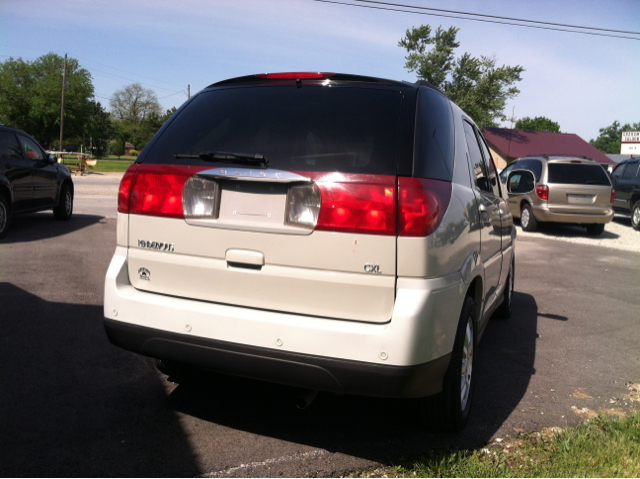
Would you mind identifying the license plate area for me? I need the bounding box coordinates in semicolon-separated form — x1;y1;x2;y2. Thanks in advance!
184;180;311;235
567;194;595;205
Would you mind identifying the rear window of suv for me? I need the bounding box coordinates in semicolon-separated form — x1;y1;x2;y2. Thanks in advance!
547;163;611;186
144;86;403;175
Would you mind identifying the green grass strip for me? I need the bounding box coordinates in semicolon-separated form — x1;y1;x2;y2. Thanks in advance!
349;410;640;478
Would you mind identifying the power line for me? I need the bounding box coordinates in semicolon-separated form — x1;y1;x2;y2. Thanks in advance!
310;0;640;41
352;0;640;36
72;55;186;90
89;67;182;94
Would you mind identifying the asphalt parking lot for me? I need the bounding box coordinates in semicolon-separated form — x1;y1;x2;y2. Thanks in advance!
1;173;638;477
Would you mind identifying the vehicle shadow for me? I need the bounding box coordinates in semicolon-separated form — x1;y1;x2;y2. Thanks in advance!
515;221;621;240
1;213;104;244
164;291;539;463
0;283;200;477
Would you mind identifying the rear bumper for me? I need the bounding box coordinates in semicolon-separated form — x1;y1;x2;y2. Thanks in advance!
104;246;466;398
104;318;450;397
532;204;614;224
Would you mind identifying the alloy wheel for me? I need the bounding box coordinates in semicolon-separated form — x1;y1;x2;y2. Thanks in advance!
633;206;640;228
65;190;72;216
521;208;530;228
460;317;474;411
0;202;6;233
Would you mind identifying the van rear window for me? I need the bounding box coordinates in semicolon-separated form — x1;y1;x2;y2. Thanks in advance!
143;86;403;175
547;163;610;186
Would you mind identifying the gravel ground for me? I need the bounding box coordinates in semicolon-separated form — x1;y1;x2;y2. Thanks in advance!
516;214;640;252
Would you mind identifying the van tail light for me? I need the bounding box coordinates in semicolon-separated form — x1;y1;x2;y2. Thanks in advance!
117;164;138;214
256;72;335;79
315;181;397;235
398;177;452;236
536;184;549;201
183;176;221;218
610;188;615;204
285;183;321;228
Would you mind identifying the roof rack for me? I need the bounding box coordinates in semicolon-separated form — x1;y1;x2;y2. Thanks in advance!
520;154;594;161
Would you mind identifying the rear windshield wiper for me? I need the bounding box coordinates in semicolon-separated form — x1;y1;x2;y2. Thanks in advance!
174;151;269;168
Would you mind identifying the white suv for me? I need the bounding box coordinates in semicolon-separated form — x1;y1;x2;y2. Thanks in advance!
104;72;516;431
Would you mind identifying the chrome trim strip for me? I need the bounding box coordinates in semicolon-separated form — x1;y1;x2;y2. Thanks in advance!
197;167;311;183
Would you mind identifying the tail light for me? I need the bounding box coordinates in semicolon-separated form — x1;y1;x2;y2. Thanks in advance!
610;188;615;204
536;184;549;201
117;164;138;214
256;72;335;79
183;176;220;218
398;177;452;236
314;180;396;235
285;183;321;228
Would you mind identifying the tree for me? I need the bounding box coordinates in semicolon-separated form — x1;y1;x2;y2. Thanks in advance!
132;106;178;150
110;83;162;148
590;120;640;154
515;116;561;133
85;101;113;158
0;53;95;148
399;25;524;128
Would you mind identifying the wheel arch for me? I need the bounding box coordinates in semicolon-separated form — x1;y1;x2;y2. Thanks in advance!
0;183;11;211
465;275;483;326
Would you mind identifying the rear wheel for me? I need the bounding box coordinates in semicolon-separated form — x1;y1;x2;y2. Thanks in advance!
0;195;9;239
53;183;73;221
586;223;605;235
420;295;476;432
631;201;640;231
520;204;537;232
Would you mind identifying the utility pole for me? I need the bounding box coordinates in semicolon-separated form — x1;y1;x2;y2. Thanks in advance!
188;84;190;99
59;53;68;152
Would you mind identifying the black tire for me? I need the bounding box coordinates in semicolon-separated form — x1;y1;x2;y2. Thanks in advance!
0;195;9;240
494;258;514;319
520;203;537;232
420;295;476;432
586;223;605;236
53;183;73;221
631;201;640;231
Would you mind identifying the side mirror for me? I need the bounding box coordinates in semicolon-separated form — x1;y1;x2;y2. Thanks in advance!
48;153;58;164
507;169;536;194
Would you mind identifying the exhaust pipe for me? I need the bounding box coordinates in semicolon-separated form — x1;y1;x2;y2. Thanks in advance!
295;389;318;410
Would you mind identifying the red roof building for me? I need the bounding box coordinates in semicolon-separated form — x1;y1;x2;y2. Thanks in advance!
481;128;615;170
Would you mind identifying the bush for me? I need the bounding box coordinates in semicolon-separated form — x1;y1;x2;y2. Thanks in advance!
129;149;139;157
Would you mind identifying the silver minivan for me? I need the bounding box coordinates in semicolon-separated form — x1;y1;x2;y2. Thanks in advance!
500;155;614;235
103;72;516;431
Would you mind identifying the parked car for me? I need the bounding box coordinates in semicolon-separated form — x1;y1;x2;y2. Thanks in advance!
610;158;640;230
499;155;614;235
0;124;74;239
103;72;517;431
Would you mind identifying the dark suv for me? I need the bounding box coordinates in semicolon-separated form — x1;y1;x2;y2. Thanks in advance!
0;124;74;239
611;158;640;230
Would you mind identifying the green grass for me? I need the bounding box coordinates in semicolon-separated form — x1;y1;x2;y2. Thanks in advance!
91;160;134;172
349;411;640;478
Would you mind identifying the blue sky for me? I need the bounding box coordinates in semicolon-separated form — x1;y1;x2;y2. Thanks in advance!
1;0;639;142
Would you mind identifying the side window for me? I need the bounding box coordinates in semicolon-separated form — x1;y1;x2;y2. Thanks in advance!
500;161;518;184
475;127;502;198
518;159;543;182
0;132;24;160
622;162;638;179
414;87;455;181
612;164;626;178
463;121;492;194
18;135;45;161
